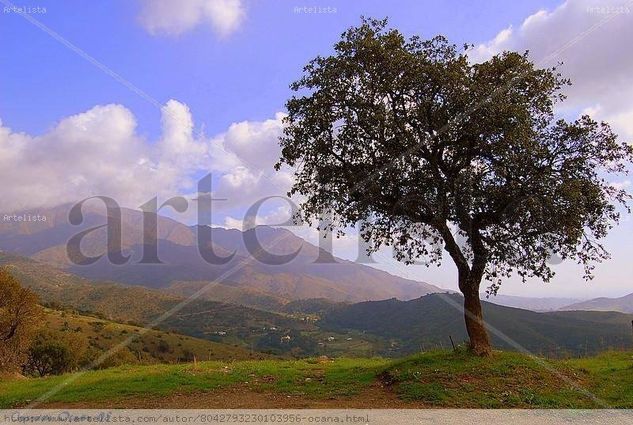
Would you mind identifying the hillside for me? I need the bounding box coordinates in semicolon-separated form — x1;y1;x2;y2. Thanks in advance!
164;280;287;311
0;204;442;303
43;308;267;364
316;294;633;356
1;350;632;408
3;253;631;358
0;253;315;354
484;294;584;312
561;292;633;314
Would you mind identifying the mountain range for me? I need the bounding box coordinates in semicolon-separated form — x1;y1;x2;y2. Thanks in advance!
560;293;633;314
2;203;633;358
317;294;633;356
482;294;585;312
2;250;631;357
0;204;442;305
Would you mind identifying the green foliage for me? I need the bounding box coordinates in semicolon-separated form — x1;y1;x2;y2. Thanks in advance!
0;254;312;355
398;382;449;403
278;17;633;353
94;348;138;370
0;268;42;373
23;328;88;376
157;339;172;354
41;308;268;366
0;356;388;408
24;340;75;377
255;329;318;356
278;17;633;288
318;294;633;356
381;350;631;407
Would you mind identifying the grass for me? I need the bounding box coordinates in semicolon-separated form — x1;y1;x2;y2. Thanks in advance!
0;358;389;408
563;351;633;407
1;350;632;408
383;350;599;408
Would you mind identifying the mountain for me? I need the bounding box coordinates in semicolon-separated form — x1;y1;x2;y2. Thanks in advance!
164;280;287;311
0;204;443;303
560;292;633;313
3;252;630;358
0;203;197;263
316;293;633;356
0;252;314;354
483;294;585;312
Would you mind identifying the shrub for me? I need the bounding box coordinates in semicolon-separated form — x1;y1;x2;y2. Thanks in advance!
23;340;75;376
23;329;88;376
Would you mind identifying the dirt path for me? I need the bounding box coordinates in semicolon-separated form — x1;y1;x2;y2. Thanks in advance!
40;383;415;409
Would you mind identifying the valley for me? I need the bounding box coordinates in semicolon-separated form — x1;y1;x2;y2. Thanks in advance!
2;250;632;359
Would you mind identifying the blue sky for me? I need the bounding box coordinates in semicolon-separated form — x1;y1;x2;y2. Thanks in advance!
1;0;632;298
1;0;560;137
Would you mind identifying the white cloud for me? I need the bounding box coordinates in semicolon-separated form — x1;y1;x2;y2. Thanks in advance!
470;0;633;140
138;0;245;37
224;202;293;230
210;113;294;210
0;101;289;215
0;104;161;212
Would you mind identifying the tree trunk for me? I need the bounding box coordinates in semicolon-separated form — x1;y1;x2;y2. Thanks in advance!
436;221;492;356
462;286;492;356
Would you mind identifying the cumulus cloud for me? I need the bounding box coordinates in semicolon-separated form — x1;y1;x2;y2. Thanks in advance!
470;0;633;140
0;101;289;215
0;104;160;213
211;113;294;209
138;0;245;37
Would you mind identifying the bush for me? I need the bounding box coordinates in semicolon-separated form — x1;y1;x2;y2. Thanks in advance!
93;348;138;369
23;340;75;376
23;329;88;376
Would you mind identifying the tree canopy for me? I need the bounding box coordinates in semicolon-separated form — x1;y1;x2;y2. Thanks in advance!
277;18;633;355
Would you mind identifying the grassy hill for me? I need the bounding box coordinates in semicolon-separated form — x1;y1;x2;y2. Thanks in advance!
1;350;632;408
43;308;268;365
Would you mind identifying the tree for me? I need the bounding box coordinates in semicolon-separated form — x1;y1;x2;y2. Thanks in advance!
276;19;633;356
23;328;89;376
0;267;42;372
24;339;75;377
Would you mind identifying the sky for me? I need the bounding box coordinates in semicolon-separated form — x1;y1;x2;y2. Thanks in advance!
1;0;632;299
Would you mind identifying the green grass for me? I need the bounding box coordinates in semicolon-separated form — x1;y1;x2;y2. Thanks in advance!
0;358;389;408
563;351;633;407
383;350;633;408
1;350;632;408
